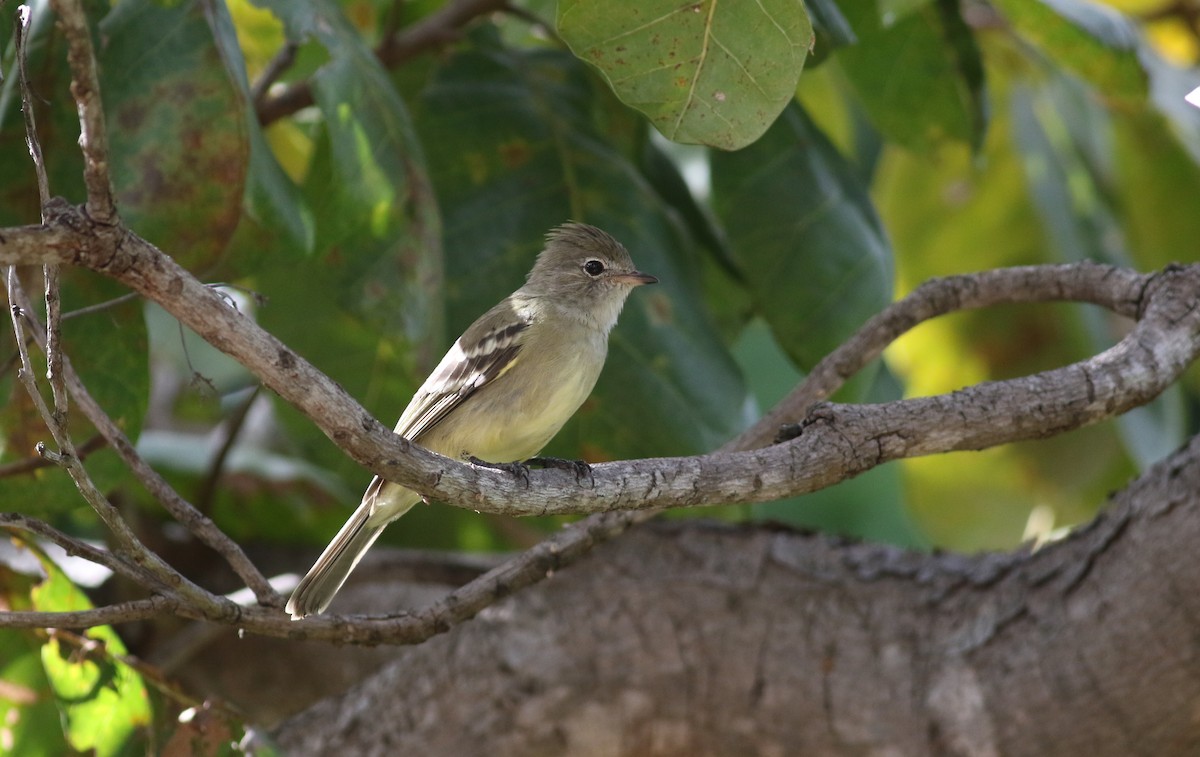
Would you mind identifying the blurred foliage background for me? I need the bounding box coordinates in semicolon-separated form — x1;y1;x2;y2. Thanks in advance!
2;0;1199;751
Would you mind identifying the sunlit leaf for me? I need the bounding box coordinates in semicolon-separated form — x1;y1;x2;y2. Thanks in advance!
991;0;1148;104
0;562;69;757
24;542;151;755
558;0;813;149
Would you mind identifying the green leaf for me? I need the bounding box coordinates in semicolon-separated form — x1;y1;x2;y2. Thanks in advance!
238;0;441;497
711;102;893;370
98;0;250;271
557;0;813;150
836;0;986;153
0;629;69;757
208;0;316;254
251;0;442;343
415;40;752;456
990;0;1147;105
25;543;151;756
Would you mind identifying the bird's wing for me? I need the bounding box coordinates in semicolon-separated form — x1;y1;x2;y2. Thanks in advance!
393;298;532;444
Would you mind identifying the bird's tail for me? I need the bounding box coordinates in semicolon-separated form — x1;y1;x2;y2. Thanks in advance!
286;480;418;619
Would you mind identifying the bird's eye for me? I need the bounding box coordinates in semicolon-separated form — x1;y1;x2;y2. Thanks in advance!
583;259;606;277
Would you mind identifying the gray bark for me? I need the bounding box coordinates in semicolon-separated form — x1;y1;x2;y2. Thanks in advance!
269;434;1200;756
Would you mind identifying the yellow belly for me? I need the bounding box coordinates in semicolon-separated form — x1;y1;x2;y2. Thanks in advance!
421;344;602;464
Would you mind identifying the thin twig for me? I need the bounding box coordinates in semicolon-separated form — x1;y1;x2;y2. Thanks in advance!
258;0;508;126
0;597;175;628
10;281;280;607
15;4;50;211
48;0;116;223
7;271;56;438
0;433;106;477
44;263;66;420
250;40;299;108
61;291;140;320
194;385;262;513
7;277;236;611
1;512;155;585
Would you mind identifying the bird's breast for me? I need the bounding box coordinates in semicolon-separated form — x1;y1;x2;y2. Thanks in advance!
452;335;604;463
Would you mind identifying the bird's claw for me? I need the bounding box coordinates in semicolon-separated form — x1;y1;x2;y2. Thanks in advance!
468;456;532;488
526;456;594;488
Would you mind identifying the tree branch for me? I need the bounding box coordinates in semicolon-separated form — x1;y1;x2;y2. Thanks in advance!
48;0;116;223
4;216;1193;519
272;432;1200;755
1;512;156;586
256;0;508;126
0;597;175;628
3;196;1198;642
9;280;280;607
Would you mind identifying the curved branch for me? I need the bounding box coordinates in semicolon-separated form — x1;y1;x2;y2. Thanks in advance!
722;264;1147;452
2;215;1197;520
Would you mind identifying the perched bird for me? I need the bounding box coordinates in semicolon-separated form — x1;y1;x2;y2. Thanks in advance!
286;223;657;618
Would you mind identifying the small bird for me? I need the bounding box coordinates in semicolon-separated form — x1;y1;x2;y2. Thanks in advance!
286;223;657;618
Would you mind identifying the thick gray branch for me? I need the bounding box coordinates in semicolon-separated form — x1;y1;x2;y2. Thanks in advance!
270;432;1200;755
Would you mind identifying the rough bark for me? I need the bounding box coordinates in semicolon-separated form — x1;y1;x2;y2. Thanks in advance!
272;434;1200;756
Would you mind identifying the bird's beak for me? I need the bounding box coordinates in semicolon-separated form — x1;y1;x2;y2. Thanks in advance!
611;270;658;286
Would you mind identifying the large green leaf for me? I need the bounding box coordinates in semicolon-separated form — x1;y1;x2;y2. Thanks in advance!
711;102;893;370
836;0;986;153
99;0;250;272
990;0;1147;105
414;37;751;457
557;0;813;150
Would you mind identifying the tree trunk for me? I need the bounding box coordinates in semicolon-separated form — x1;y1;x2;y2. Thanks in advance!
271;435;1200;756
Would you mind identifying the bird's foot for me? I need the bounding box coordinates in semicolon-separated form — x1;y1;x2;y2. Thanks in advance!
526;456;594;487
468;456;532;488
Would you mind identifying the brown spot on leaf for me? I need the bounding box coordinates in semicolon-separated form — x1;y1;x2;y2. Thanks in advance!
498;140;531;169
